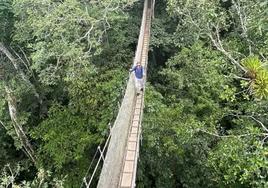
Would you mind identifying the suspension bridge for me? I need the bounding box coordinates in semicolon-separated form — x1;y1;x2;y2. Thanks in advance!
82;0;154;187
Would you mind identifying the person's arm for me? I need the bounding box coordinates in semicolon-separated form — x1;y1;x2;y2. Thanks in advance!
129;65;136;72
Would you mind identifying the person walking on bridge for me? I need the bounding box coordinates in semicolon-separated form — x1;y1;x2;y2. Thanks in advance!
129;62;144;94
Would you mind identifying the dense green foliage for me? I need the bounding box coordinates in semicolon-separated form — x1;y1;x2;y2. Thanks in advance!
1;0;268;187
138;0;268;187
0;0;141;187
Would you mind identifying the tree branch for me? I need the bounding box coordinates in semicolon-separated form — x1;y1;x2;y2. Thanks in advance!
0;42;40;99
232;0;252;54
207;26;247;72
229;113;268;133
249;116;268;132
4;85;37;165
198;128;268;138
0;119;7;129
261;135;268;146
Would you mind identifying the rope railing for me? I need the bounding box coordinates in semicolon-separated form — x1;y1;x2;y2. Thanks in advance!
80;74;130;188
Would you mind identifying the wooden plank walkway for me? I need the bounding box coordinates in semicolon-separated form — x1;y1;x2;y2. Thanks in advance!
119;7;152;188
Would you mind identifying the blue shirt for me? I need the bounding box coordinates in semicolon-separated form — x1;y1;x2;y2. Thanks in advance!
131;65;143;79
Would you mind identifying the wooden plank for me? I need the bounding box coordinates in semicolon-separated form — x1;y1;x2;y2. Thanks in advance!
128;142;136;151
120;173;132;187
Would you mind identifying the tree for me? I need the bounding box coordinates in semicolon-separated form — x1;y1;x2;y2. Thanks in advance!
138;0;268;187
1;0;142;186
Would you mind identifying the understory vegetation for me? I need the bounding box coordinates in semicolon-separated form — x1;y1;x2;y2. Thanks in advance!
0;0;268;187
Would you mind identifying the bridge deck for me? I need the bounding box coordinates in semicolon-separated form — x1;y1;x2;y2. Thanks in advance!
96;0;153;187
119;7;152;188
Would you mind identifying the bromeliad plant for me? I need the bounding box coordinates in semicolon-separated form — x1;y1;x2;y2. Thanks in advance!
242;56;268;99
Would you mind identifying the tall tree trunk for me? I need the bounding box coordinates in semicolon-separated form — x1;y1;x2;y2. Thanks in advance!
0;42;40;99
4;85;37;165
